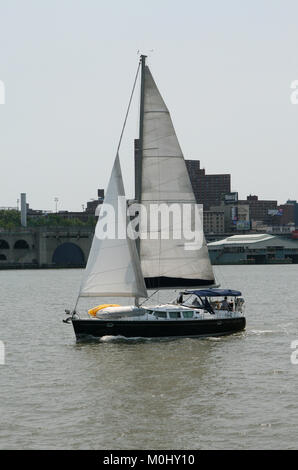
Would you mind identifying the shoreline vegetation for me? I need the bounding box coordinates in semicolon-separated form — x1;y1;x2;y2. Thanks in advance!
0;210;96;229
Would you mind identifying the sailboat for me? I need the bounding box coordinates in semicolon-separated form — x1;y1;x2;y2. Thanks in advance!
64;55;246;340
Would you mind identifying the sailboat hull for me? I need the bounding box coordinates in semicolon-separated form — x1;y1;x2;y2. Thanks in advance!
72;317;246;341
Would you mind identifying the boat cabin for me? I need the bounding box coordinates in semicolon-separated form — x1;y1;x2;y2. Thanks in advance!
146;308;195;320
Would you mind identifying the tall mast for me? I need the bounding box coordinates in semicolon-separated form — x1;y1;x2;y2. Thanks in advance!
135;54;146;256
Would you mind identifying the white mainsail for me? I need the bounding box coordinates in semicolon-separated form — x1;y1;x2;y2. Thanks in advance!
79;153;147;298
139;65;215;288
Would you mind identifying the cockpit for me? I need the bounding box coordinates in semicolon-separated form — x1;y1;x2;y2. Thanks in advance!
175;288;245;314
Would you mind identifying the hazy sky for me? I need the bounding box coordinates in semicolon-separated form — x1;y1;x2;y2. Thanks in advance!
1;0;298;212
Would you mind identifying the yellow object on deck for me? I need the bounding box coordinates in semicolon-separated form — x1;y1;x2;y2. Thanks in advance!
88;304;120;317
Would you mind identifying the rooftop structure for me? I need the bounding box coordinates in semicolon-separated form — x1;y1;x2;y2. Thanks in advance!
208;233;274;245
208;234;298;264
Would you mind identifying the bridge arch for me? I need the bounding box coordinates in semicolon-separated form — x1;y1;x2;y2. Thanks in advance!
14;240;30;249
0;240;9;249
52;242;85;266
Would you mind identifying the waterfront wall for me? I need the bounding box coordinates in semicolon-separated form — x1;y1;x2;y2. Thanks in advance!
0;227;94;268
209;246;298;264
1;227;298;268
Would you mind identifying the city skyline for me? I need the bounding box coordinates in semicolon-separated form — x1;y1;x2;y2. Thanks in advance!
1;156;297;214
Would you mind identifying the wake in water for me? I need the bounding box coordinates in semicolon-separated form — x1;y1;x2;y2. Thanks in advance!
248;324;297;336
249;329;278;336
73;334;188;344
99;335;193;344
76;331;246;345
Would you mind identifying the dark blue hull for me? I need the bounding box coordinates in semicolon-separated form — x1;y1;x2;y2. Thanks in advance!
72;316;246;341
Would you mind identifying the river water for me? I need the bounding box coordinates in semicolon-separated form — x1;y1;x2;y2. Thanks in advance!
0;265;298;450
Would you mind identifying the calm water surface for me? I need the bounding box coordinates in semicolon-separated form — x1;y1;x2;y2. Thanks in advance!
0;265;298;450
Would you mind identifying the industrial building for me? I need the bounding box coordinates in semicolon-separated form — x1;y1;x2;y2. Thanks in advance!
208;234;298;264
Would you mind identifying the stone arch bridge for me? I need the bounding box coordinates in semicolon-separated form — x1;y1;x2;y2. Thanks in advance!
0;227;94;268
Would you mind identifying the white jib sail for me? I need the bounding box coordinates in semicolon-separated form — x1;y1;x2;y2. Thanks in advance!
139;65;214;287
79;153;148;298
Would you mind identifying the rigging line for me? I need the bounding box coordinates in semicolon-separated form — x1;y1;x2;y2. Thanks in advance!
139;289;159;306
116;61;141;155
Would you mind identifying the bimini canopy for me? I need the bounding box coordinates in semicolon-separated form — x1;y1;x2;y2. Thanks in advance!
182;288;242;297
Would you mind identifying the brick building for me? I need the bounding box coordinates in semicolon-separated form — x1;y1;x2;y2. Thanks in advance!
85;189;104;214
203;210;225;234
185;160;231;210
238;195;277;225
